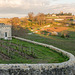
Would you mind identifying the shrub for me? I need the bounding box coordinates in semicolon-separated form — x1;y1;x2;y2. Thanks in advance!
51;31;58;36
66;34;70;38
61;34;65;38
41;31;48;35
60;31;70;38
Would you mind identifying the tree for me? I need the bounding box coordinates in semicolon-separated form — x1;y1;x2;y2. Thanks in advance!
21;18;28;26
28;12;34;22
10;17;20;26
35;13;45;25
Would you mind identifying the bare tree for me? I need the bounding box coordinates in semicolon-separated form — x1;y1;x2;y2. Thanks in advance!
28;12;34;22
34;13;45;25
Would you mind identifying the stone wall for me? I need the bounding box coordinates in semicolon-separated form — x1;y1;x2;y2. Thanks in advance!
0;36;75;75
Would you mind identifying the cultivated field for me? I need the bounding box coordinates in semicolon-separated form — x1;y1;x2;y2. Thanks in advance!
0;38;68;64
13;27;75;56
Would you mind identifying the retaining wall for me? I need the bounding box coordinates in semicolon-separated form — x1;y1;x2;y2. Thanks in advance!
0;36;75;75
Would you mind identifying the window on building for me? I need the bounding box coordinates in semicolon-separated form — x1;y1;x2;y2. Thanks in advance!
5;32;7;37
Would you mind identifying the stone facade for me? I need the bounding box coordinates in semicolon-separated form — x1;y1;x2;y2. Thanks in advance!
0;36;74;75
0;23;12;40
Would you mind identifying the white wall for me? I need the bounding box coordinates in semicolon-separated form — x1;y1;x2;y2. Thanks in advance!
0;26;12;39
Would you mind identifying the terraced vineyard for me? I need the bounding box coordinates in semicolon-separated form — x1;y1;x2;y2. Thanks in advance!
0;38;68;64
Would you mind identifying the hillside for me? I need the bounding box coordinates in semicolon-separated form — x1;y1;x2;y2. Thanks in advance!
0;38;68;63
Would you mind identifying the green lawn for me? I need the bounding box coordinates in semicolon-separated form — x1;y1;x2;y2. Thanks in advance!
0;38;68;64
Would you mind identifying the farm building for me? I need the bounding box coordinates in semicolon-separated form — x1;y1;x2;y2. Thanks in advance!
0;23;12;40
52;14;56;17
54;19;64;21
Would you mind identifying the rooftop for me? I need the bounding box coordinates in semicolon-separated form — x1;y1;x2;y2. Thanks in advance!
0;23;11;27
0;23;5;25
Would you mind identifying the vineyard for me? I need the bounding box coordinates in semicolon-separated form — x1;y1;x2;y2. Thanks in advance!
0;40;37;59
0;38;68;64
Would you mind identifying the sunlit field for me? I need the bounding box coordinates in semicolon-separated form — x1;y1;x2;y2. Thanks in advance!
13;26;75;56
0;38;68;64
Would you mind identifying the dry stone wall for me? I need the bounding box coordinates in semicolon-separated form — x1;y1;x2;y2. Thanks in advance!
0;36;75;75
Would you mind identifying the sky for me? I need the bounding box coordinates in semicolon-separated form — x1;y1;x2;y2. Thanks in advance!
0;0;75;18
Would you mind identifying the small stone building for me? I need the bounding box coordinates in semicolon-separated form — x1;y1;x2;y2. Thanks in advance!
0;23;12;40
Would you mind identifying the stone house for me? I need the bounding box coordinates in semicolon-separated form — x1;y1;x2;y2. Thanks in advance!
0;23;12;40
52;14;56;17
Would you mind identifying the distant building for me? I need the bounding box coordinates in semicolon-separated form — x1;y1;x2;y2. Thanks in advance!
52;14;56;17
0;23;12;40
54;19;64;21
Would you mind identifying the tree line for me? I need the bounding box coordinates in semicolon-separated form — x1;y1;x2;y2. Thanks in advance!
8;12;53;28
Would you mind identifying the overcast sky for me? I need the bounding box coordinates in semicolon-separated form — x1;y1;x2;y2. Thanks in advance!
0;0;75;18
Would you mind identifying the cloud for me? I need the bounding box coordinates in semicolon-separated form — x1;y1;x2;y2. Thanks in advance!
0;0;50;8
0;0;75;17
49;3;75;14
0;0;22;7
0;0;50;14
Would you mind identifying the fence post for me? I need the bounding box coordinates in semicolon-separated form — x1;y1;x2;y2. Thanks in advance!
8;47;10;56
29;46;31;54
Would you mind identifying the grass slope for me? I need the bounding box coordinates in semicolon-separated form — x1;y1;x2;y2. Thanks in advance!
17;31;75;56
0;38;68;64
